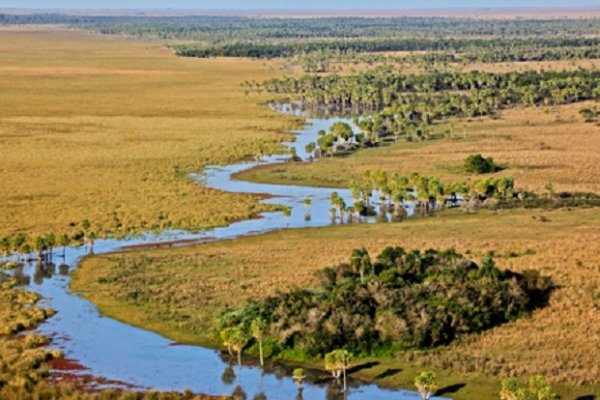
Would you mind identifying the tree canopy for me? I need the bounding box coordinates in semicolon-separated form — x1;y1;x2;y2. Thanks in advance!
218;247;552;358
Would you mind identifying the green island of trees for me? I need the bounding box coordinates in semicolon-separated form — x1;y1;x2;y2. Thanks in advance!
217;247;552;361
464;153;503;174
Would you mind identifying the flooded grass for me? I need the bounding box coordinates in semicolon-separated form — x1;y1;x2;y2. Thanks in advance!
75;207;600;399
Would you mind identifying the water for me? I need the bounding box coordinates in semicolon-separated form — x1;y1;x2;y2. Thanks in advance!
7;111;443;400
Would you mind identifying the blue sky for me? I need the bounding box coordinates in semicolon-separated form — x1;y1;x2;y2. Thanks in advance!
1;1;597;9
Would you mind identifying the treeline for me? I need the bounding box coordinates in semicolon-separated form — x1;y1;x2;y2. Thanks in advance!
0;219;97;262
257;68;600;134
338;169;600;221
3;14;600;41
173;36;600;59
218;247;551;357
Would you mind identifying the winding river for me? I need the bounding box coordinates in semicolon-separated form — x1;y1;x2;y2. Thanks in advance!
12;106;440;400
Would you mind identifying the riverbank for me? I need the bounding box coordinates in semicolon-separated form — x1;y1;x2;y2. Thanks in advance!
235;102;600;194
74;207;600;399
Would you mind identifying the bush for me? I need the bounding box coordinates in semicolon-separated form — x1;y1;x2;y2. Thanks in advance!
464;153;502;174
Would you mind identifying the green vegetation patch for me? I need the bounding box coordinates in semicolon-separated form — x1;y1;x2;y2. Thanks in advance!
217;247;552;358
464;153;504;174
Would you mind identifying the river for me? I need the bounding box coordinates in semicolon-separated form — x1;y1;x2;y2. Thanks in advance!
11;107;441;400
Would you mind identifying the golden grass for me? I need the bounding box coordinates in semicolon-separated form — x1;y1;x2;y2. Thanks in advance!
0;28;297;239
238;102;600;194
74;207;600;398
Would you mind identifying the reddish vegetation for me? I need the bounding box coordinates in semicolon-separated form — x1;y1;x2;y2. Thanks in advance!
49;359;137;391
50;358;88;372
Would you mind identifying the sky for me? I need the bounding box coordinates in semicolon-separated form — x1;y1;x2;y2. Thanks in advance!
1;0;597;10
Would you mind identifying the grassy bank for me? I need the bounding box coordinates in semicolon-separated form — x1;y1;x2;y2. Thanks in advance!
236;103;600;194
0;27;297;239
0;274;228;399
74;208;600;399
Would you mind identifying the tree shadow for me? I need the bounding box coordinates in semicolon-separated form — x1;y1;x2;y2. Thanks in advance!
373;368;402;380
575;396;596;400
436;383;466;396
346;361;380;375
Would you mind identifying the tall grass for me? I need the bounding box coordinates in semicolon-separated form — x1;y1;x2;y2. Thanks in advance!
0;28;298;239
75;207;600;397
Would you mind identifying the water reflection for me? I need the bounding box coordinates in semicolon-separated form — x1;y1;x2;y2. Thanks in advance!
1;109;449;400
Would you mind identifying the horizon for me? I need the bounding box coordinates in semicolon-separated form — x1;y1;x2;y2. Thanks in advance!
1;0;598;11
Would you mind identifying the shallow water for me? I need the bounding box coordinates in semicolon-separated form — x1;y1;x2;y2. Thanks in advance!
9;112;443;400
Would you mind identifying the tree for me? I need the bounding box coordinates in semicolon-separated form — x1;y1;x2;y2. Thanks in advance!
414;371;437;400
325;349;352;392
305;142;316;156
10;233;27;259
329;121;354;142
33;236;47;260
57;234;70;258
350;247;371;282
220;327;234;357
292;368;306;391
464;153;499;174
81;219;91;231
544;182;555;198
44;233;56;260
86;231;97;254
251;317;269;367
579;107;598;122
528;375;557;400
500;376;557;400
283;207;292;226
500;379;529;400
229;326;250;366
0;237;10;258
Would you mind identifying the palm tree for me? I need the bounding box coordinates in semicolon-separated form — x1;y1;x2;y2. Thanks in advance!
251;317;268;367
350;248;371;283
86;231;97;254
229;326;250;366
57;233;70;258
414;371;437;400
44;233;56;261
292;368;306;391
283;207;292;227
33;235;47;261
325;350;352;393
10;233;27;261
303;197;312;221
220;327;234;358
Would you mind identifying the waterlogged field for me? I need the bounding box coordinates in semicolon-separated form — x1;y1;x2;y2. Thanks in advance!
75;208;600;399
0;28;297;239
4;19;600;400
237;102;600;193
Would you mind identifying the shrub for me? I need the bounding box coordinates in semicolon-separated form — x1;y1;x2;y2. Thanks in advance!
464;153;502;174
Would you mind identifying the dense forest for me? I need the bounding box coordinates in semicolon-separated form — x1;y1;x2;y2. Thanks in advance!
260;68;600;112
3;14;600;40
173;37;600;60
218;247;552;358
3;14;600;64
256;68;600;145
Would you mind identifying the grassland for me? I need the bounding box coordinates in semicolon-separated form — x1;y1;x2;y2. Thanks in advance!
74;207;600;399
237;102;600;194
0;28;297;239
